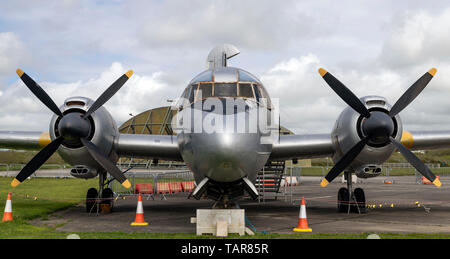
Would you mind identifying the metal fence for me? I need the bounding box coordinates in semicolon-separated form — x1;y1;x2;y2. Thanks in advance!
110;170;195;200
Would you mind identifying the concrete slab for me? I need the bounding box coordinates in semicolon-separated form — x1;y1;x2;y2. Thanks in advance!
31;176;450;234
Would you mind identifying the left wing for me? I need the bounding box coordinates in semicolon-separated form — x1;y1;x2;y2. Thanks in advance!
115;133;182;161
269;133;334;160
270;130;450;161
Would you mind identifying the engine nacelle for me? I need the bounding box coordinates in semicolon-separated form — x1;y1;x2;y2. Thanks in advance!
331;96;403;171
354;164;382;178
49;96;119;178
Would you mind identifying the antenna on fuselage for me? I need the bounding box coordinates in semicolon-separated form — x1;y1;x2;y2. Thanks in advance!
206;44;240;69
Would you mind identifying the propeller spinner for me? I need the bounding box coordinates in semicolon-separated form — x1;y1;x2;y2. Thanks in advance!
318;68;441;188
11;69;133;189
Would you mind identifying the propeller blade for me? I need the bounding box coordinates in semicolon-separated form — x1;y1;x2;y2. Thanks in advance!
389;68;437;117
320;137;369;187
390;137;441;187
11;137;64;187
318;68;371;118
84;70;133;118
80;138;131;189
16;69;64;117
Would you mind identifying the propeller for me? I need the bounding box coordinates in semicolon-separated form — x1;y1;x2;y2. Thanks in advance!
318;68;441;188
11;69;133;189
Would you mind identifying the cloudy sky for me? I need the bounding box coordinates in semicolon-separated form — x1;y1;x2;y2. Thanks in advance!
1;0;450;134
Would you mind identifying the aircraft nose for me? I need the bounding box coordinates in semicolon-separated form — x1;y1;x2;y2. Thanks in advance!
191;132;260;183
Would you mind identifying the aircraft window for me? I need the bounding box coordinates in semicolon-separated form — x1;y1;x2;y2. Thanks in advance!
238;70;258;82
253;84;261;101
196;83;213;101
214;83;237;97
259;86;272;108
239;83;254;98
188;84;196;103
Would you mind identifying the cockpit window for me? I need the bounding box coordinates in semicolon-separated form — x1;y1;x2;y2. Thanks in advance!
195;83;213;101
213;83;237;97
185;84;196;103
253;84;261;101
239;83;254;98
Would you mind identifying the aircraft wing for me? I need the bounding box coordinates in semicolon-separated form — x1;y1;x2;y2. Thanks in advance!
115;133;182;161
0;131;182;161
0;131;51;150
269;133;335;160
270;130;450;162
404;130;450;151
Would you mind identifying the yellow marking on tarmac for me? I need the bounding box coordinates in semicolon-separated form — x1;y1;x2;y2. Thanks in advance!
38;132;52;148
400;131;414;149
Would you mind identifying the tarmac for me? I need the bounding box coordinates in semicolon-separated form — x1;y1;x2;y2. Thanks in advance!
30;175;450;234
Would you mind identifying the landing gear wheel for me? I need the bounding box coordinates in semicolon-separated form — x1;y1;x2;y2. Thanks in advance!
351;188;366;214
337;187;350;213
86;188;98;213
101;188;114;212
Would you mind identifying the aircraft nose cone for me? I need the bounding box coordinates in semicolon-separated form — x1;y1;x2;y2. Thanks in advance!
362;111;394;145
58;112;91;140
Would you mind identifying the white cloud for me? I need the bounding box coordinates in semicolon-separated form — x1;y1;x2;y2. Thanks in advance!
0;62;181;130
0;32;29;78
2;1;450;134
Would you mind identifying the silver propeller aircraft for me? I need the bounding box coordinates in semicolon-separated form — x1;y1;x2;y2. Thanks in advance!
1;44;450;212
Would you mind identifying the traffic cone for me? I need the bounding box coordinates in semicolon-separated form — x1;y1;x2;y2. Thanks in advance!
293;197;312;232
131;193;148;226
2;193;13;222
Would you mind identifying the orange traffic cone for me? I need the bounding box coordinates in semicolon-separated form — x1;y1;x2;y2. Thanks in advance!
131;193;148;226
293;197;312;232
2;192;13;222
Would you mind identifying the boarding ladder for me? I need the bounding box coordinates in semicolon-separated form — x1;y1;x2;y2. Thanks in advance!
255;160;285;198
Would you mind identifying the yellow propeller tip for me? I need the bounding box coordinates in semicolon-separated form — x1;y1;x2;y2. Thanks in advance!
16;69;24;77
318;68;328;77
11;178;21;188
428;68;437;76
433;178;442;188
125;70;134;78
320;178;329;187
122;179;131;189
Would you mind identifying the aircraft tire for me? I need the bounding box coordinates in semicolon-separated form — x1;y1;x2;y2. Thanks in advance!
351;188;366;213
86;188;98;213
337;187;350;213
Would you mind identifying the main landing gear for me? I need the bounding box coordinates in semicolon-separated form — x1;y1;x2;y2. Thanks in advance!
337;172;366;214
86;171;115;214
